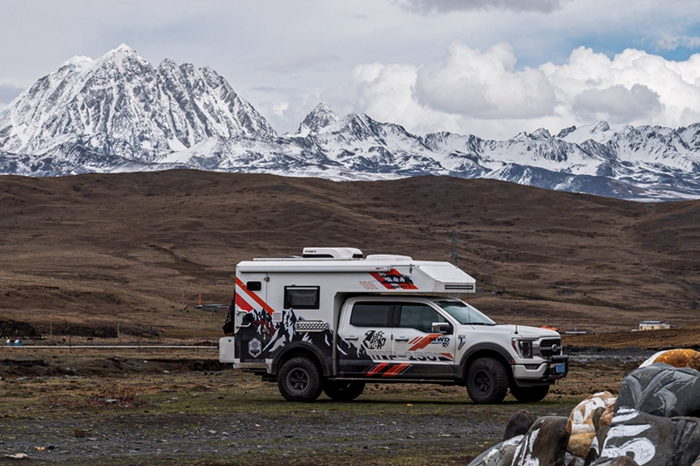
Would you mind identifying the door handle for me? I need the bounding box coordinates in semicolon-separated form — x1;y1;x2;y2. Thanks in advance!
395;336;409;341
346;335;358;341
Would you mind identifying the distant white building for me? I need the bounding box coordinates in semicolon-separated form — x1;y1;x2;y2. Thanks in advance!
638;320;672;331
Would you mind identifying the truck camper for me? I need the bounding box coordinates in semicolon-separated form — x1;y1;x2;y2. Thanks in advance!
220;247;568;403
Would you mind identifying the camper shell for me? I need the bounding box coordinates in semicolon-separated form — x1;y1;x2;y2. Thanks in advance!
220;247;568;404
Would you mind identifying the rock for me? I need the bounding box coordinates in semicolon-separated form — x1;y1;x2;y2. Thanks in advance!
670;417;700;466
639;349;700;371
600;405;615;428
615;364;700;418
592;456;640;466
467;435;523;466
597;408;676;466
567;391;616;435
511;416;569;466
504;409;536;441
564;451;586;466
567;433;596;457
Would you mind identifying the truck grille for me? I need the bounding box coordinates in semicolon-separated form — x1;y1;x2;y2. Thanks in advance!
538;339;562;357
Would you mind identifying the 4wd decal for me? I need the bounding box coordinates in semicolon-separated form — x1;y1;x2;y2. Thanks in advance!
363;330;387;349
408;334;450;350
370;269;418;290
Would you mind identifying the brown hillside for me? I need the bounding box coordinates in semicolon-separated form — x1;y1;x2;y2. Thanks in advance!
0;170;699;338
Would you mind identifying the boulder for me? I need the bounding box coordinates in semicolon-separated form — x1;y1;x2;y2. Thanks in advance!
600;404;615;428
639;349;700;371
504;409;536;441
670;417;700;466
592;456;640;466
597;408;677;466
564;451;586;466
567;433;596;457
615;363;700;418
467;435;523;466
567;391;616;435
511;416;569;466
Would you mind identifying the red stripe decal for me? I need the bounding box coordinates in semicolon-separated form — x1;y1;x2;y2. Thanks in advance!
382;363;411;377
409;334;441;351
235;293;254;312
365;363;389;377
235;277;275;315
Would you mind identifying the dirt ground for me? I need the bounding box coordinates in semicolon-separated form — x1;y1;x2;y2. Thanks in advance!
0;345;647;466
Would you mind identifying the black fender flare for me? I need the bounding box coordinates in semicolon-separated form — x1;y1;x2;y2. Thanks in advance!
459;343;515;381
270;341;333;377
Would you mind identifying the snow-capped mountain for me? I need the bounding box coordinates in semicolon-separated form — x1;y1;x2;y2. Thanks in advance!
1;45;700;201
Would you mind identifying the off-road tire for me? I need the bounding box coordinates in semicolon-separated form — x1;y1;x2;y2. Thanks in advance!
510;384;550;403
278;357;323;402
323;381;365;401
466;357;509;404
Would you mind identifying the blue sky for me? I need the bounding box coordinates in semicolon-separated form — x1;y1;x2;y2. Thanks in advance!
2;0;700;139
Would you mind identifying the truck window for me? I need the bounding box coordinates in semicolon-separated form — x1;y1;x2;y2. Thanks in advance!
284;286;320;309
349;303;392;327
397;304;446;333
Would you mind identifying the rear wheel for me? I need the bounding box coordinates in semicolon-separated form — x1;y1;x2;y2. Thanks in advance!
323;381;365;401
510;384;550;403
277;357;323;402
466;357;509;404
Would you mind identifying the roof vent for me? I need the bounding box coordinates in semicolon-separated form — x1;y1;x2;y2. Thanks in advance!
302;247;363;260
365;254;413;261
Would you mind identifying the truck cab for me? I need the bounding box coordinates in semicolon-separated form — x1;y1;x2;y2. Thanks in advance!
220;247;568;403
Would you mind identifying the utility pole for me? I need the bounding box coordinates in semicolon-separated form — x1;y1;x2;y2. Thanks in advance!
450;230;459;267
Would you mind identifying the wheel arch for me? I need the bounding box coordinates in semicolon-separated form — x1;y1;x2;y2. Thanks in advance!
271;342;332;377
459;343;514;382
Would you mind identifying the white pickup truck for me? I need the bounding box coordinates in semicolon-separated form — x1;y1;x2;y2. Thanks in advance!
220;247;568;403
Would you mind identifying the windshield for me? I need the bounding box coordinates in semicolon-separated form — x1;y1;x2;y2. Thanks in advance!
437;301;496;325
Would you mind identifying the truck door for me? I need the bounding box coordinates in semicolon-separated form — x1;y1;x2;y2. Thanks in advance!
235;274;274;363
337;301;393;377
390;303;456;379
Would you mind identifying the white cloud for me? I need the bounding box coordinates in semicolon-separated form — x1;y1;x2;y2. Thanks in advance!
342;43;700;139
397;0;564;14
572;84;662;123
656;34;700;51
414;42;556;119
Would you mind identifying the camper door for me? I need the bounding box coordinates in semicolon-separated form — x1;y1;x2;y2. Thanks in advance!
235;274;273;363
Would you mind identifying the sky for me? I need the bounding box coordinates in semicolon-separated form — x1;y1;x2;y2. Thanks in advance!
2;0;700;140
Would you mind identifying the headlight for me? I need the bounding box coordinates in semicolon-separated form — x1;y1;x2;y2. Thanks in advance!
512;339;533;359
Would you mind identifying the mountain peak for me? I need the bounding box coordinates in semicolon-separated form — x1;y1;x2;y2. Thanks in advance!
296;103;340;136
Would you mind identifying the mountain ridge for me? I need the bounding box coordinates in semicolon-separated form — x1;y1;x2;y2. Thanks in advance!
1;45;700;201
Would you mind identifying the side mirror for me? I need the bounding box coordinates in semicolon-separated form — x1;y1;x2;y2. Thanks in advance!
432;322;452;334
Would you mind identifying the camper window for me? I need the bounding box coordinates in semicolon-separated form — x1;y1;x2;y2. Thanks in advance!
350;303;392;327
284;286;320;309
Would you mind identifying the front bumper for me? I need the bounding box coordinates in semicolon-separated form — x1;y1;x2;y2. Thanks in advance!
512;355;569;386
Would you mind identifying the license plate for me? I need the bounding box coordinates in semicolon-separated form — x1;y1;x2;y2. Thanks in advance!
554;363;566;374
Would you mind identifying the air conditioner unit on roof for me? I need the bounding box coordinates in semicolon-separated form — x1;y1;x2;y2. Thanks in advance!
302;247;363;260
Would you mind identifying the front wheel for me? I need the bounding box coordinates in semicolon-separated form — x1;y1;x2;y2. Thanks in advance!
323;381;365;401
277;357;323;402
466;357;509;404
510;384;550;403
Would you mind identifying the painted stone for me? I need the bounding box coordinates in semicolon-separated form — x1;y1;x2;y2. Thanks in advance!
600;404;615;428
615;363;700;418
567;391;616;435
511;416;570;466
504;409;536;441
639;349;700;371
567;432;596;457
670;417;700;466
597;408;676;466
564;451;585;466
592;456;640;466
467;435;523;466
